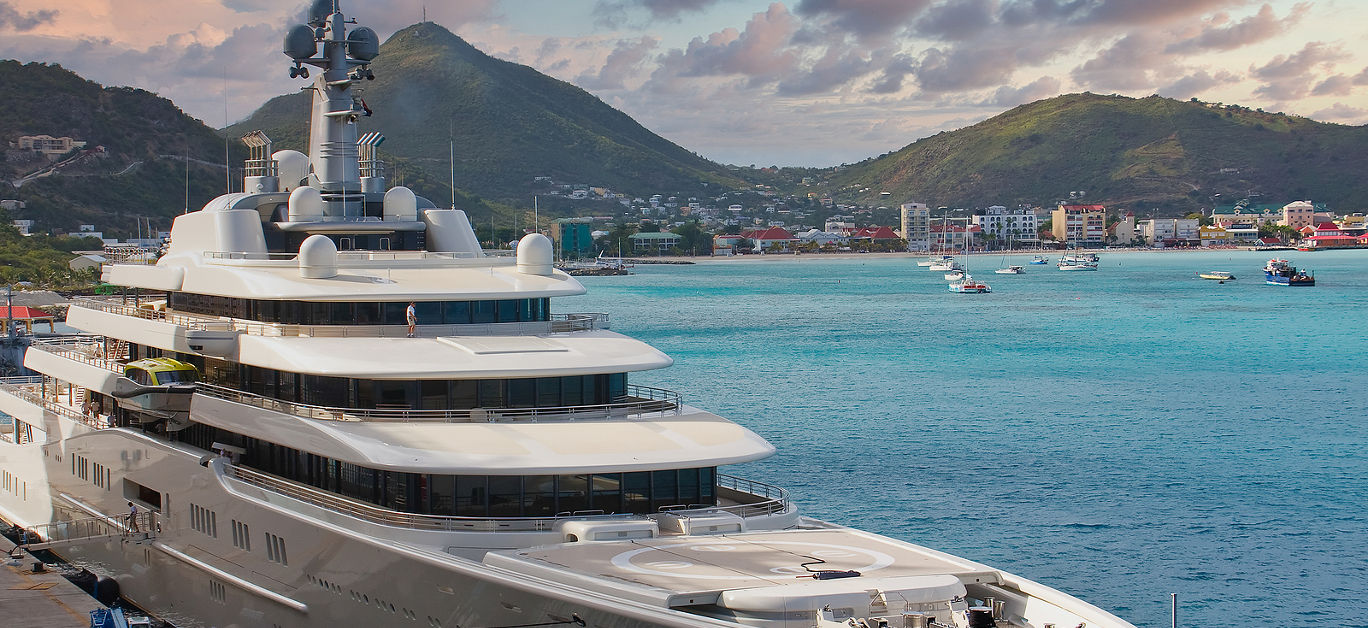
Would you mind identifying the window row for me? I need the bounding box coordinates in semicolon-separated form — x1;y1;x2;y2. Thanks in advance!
174;423;715;517
168;292;551;326
192;353;627;411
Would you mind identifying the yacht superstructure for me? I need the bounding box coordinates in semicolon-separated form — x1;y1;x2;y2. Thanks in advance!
0;3;1138;628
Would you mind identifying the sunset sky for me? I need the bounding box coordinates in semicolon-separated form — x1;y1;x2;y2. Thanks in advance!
3;0;1366;166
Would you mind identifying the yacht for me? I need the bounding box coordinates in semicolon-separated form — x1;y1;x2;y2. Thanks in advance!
0;4;1138;628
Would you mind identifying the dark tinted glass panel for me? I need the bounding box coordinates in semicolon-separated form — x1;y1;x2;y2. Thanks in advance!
416;301;441;325
524;475;556;516
307;302;330;325
455;476;487;516
382;302;408;325
609;373;627;399
623;472;650;513
478;380;504;408
488;477;521;516
558;475;590;513
355;302;379;324
507;379;535;408
517;299;531;321
537;377;560;407
376;381;411;408
591;474;622;513
452;380;477;408
679;468;700;506
472;301;496;324
330;302;354;324
700;467;715;502
652;470;678;510
444;301;470;324
561;376;583;406
497;300;516;323
420;380;447;410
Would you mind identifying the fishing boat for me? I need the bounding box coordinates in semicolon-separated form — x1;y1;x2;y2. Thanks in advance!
1264;259;1315;286
0;4;1139;628
948;273;991;293
1197;271;1235;281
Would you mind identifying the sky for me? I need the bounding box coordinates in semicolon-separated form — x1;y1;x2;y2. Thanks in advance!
3;0;1367;167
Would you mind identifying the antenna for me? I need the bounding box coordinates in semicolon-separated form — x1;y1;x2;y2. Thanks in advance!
534;196;539;233
183;151;189;214
223;66;230;194
448;121;456;210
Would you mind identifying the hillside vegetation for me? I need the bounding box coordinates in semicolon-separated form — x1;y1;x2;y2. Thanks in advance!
1;60;239;236
829;93;1368;211
228;22;745;204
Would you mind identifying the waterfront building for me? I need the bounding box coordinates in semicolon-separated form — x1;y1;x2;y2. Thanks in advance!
929;222;980;251
743;226;797;251
1280;201;1316;230
972;205;1039;246
1051;204;1106;246
824;220;856;236
628;231;681;254
1198;225;1231;246
1113;212;1136;244
551;218;594;259
796;229;844;247
1212;203;1281;227
1137;218;1200;246
899;202;930;251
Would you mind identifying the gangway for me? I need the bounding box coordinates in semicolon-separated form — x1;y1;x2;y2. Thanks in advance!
10;512;158;554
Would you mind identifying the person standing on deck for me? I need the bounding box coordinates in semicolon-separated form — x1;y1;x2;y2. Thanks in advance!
406;301;417;337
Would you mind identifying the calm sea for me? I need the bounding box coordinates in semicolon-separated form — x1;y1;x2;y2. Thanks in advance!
565;249;1368;628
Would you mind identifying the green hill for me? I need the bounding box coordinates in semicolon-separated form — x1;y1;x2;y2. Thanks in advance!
0;60;240;236
828;93;1368;212
227;22;745;204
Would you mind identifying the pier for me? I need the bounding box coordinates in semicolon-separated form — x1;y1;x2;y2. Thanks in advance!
0;534;106;626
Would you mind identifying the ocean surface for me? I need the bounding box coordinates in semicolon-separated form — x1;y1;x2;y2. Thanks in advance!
564;249;1368;628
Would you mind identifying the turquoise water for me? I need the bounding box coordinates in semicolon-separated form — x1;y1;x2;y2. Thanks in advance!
564;249;1368;628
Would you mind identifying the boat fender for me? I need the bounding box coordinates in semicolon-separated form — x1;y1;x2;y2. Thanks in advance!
94;575;121;606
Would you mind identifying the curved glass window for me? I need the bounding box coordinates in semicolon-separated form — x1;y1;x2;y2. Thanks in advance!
175;421;719;517
168;293;551;326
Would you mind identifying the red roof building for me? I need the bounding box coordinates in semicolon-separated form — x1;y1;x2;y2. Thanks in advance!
1;305;57;334
742;227;798;251
850;226;900;240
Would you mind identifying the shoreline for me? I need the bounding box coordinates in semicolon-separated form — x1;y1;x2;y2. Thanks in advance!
627;246;1285;265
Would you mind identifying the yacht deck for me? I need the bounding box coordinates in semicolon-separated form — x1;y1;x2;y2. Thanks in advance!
482;528;997;609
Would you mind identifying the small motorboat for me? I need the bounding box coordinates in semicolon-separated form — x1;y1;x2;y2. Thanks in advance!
1198;271;1235;280
1029;255;1049;264
944;271;964;281
995;265;1024;274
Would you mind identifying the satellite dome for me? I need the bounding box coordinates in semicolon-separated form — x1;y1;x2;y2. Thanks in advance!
298;234;338;279
516;233;554;276
283;24;317;60
347;27;379;62
287;186;325;222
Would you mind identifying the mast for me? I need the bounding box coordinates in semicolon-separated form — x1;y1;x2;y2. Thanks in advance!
284;0;380;218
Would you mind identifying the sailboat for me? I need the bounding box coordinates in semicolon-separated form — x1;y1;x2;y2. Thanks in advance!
995;236;1023;274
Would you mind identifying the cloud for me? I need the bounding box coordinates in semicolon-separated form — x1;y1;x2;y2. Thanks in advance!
0;0;56;31
593;0;721;25
869;53;916;94
984;76;1063;107
1165;3;1308;54
1251;41;1350;100
575;36;658;90
794;0;932;40
1158;69;1239;100
914;0;993;41
1310;74;1353;97
1355;67;1368;86
1310;102;1368;124
1071;33;1168;92
649;3;799;88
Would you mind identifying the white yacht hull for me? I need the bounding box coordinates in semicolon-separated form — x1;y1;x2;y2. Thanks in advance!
1;395;1135;628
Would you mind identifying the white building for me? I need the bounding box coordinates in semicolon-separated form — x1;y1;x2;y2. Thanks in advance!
971;205;1039;245
1138;218;1200;245
824;220;856;236
899;202;930;251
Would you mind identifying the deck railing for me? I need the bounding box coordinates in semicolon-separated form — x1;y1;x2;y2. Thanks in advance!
194;382;680;423
72;299;610;337
0;379;111;431
26;338;125;374
224;465;788;532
